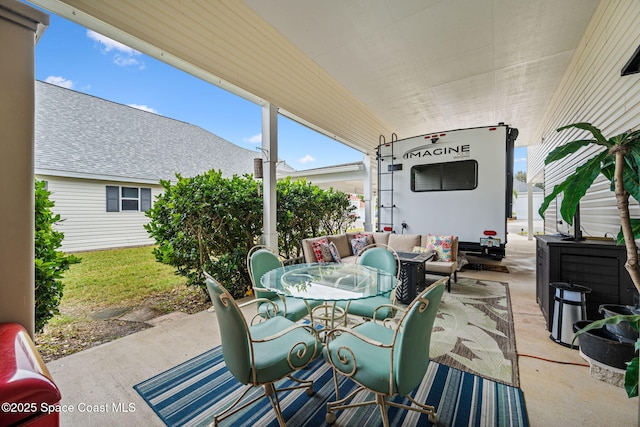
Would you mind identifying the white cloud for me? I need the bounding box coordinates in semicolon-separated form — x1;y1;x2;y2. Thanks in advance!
514;157;527;163
244;133;262;144
87;30;144;69
128;104;158;113
45;76;74;89
114;55;144;69
298;154;315;164
87;30;138;54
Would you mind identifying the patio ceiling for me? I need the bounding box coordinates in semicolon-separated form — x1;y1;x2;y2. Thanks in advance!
245;0;599;150
31;0;599;161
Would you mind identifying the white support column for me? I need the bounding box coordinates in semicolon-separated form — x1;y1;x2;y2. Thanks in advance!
262;103;278;250
0;1;48;337
363;153;373;232
527;182;534;240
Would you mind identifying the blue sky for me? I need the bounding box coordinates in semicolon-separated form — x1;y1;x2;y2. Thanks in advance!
34;12;527;173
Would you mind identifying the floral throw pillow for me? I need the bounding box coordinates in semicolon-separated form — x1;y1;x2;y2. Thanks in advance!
328;241;342;263
354;233;373;245
412;245;432;254
319;244;333;263
424;235;454;262
311;238;329;262
350;236;370;256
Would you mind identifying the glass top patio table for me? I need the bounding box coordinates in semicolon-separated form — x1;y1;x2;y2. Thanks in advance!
260;262;397;301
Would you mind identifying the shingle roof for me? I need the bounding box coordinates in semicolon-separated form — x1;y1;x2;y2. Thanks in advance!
35;80;287;182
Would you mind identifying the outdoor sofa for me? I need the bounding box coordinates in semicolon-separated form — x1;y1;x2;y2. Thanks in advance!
301;232;458;286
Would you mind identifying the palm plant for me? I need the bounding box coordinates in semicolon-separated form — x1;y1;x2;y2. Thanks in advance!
539;122;640;397
539;122;640;293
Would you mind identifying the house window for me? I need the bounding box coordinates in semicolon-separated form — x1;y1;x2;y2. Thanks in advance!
121;187;139;211
411;160;478;192
106;186;152;212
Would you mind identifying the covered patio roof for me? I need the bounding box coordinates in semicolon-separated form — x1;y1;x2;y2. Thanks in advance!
286;162;368;194
30;0;599;161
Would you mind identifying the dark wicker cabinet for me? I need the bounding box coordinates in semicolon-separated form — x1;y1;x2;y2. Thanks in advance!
535;235;637;331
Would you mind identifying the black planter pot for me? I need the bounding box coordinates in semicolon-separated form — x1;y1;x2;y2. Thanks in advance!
573;320;636;370
599;304;639;343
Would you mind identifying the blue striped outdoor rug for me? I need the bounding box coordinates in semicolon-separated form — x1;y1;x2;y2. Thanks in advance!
134;346;528;427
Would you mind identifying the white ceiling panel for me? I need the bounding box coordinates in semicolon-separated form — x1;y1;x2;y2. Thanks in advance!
245;0;600;145
34;0;600;154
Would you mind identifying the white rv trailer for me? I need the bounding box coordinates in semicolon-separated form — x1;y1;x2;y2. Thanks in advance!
376;124;518;259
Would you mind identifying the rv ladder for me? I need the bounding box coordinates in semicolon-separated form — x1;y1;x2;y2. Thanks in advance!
377;133;397;232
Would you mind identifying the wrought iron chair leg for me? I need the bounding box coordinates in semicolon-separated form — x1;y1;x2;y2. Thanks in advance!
387;394;438;423
376;394;390;427
213;375;314;426
265;382;287;427
277;374;314;395
213;384;261;425
332;368;341;401
326;385;375;424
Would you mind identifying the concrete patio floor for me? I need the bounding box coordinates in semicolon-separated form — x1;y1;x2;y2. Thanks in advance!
46;224;638;426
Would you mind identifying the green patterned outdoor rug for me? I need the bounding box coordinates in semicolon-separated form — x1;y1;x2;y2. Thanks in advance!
429;277;519;387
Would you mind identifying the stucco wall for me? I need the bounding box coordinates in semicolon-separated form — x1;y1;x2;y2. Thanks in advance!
0;1;49;335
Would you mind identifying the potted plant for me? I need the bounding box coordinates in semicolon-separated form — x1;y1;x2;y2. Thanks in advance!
539;122;640;397
573;315;639;397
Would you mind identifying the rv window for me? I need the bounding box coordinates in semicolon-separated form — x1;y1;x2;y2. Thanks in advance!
411;160;478;192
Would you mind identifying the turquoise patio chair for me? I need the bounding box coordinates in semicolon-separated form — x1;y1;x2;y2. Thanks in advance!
323;278;447;426
204;272;322;426
247;245;317;322
338;244;400;322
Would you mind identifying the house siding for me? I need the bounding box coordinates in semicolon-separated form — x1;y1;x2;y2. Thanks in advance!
528;0;640;237
512;192;543;221
38;175;162;252
34;81;292;253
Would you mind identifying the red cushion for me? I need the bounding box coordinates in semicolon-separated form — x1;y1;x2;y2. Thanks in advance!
311;238;329;262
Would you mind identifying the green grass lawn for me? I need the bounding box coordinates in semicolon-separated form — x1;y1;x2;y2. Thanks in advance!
61;246;187;310
36;246;210;361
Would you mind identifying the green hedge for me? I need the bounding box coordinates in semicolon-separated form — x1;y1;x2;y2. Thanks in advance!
34;179;80;332
145;171;355;298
